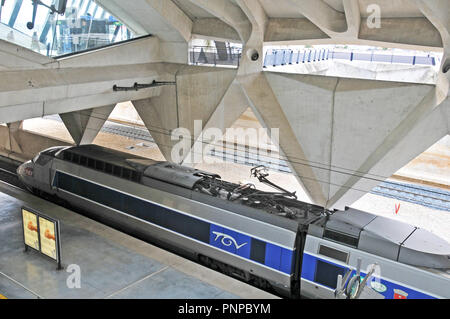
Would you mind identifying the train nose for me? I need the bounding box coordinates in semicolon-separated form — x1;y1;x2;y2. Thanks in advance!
17;163;24;176
17;161;34;179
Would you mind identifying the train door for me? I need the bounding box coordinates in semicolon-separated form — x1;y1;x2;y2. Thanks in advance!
300;234;351;299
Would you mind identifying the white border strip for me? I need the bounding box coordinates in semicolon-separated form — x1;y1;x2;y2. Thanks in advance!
54;169;296;250
57;188;293;277
0;270;44;299
303;252;442;299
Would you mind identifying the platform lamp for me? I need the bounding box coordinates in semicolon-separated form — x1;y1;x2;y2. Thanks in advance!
27;0;67;30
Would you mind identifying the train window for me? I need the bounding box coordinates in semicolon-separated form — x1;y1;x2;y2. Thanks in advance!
72;153;80;164
63;151;72;161
95;160;105;171
122;168;131;180
318;244;349;263
44;149;60;157
105;163;113;174
35;155;52;166
131;171;140;182
323;229;359;247
113;166;122;177
87;158;95;169
80;156;87;166
314;260;346;289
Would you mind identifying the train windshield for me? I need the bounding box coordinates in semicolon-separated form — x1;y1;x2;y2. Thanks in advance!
44;148;63;156
32;147;64;163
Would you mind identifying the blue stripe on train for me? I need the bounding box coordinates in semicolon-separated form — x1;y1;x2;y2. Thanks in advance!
209;224;294;274
265;242;294;274
301;253;436;299
54;171;295;275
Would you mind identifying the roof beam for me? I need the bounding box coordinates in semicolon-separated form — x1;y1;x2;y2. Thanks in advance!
287;0;348;36
188;0;251;43
96;0;193;42
0;63;165;123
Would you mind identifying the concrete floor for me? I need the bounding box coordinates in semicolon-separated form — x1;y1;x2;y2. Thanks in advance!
0;181;276;299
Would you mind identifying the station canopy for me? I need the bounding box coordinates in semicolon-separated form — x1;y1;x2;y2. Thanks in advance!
0;0;141;57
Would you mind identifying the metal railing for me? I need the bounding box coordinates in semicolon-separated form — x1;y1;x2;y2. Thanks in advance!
264;49;436;68
189;45;242;67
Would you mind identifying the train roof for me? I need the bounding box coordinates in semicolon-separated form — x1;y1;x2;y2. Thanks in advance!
59;144;159;171
143;162;221;189
60;145;221;185
310;207;450;269
53;144;325;231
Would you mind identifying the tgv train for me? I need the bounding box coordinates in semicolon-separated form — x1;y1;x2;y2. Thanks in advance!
17;145;450;299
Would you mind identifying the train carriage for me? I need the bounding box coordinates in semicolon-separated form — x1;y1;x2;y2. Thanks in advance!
17;145;450;299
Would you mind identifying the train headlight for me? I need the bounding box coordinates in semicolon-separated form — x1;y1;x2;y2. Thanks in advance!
25;167;33;177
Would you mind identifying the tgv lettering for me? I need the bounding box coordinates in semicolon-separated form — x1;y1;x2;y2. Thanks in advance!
212;231;247;250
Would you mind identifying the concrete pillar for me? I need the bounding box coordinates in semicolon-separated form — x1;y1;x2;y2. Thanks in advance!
133;66;237;163
182;81;249;166
239;72;328;206
3;121;24;153
445;97;450;131
333;96;449;208
132;85;178;162
60;105;115;145
258;70;443;209
0;124;72;161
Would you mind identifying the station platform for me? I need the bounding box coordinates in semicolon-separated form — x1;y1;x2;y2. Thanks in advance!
0;181;277;299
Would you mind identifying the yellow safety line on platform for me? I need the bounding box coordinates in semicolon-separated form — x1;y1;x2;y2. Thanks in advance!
0;293;7;299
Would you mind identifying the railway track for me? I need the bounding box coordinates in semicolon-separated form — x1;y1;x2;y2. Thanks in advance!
0;161;24;190
371;181;450;212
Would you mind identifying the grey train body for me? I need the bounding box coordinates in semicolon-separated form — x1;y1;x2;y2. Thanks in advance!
18;145;450;299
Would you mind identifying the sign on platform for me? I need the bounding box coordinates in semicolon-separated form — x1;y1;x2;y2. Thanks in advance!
22;208;40;251
39;216;58;260
21;207;62;269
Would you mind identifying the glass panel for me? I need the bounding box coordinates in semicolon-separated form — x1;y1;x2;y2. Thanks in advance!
189;39;242;68
318;244;349;263
0;0;140;57
314;260;346;289
79;155;87;166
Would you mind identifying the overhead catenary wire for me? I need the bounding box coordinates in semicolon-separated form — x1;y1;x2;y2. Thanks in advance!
50;110;450;198
71;109;393;180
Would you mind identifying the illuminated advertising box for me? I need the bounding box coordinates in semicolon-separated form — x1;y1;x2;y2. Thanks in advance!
21;207;62;269
22;208;40;251
39;216;58;260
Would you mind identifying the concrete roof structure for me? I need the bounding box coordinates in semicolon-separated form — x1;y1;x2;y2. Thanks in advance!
0;0;449;209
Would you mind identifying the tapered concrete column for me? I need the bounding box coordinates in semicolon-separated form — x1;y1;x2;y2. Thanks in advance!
182;81;249;166
445;97;450;131
333;95;450;208
239;72;328;205
133;66;237;163
3;121;24;153
60;105;115;145
132;86;178;162
259;70;444;209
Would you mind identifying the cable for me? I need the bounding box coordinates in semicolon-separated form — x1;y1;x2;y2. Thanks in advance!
41;112;449;198
70;109;393;180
